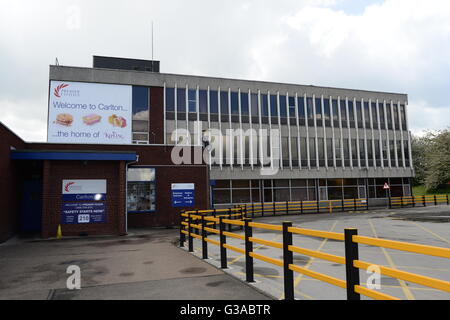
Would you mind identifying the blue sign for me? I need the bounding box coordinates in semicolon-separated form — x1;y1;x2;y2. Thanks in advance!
62;193;106;201
62;202;106;224
172;183;195;207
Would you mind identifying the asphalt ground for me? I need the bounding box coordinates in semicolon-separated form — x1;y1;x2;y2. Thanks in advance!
0;228;270;300
182;204;450;300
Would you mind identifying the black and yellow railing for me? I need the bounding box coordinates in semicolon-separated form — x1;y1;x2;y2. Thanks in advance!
390;194;449;208
239;198;369;218
179;211;450;300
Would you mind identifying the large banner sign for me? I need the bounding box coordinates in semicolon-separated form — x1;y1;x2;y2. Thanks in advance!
61;179;107;224
48;81;132;144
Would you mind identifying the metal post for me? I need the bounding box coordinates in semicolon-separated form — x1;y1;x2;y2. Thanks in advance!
317;199;320;213
251;202;255;218
213;209;217;230
341;198;345;212
282;221;294;300
195;210;200;235
228;208;232;232
353;198;357;211
412;196;416;207
262;202;265;217
447;194;449;206
201;215;207;259
366;198;369;211
244;219;254;283
344;228;360;300
188;212;193;252
179;210;185;247
219;217;227;269
286;201;289;215
273;202;276;216
434;195;437;206
401;196;404;208
388;196;392;209
423;195;426;207
300;200;303;214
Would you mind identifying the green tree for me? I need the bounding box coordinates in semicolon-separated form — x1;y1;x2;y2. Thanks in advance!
411;134;427;186
424;129;450;191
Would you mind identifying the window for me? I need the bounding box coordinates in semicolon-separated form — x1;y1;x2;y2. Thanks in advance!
231;91;239;115
318;138;325;167
270;94;278;119
166;87;175;112
210;90;218;114
315;98;323;127
367;139;373;167
306;97;314;126
332;99;339;127
359;139;366;166
340;100;347;128
386;102;393;130
309;137;317;167
188;89;197;113
371;102;378;128
400;105;407;130
352;139;358;167
335;137;342;167
327;138;333;167
220;91;229;121
177;88;186;114
300;137;308;167
363;101;370;129
280;94;288;118
348;100;355;128
127;168;156;212
251;93;259;122
356;101;363;128
374;139;381;166
324;98;331;127
261;94;269;121
241;92;249;117
379;101;386;129
393;103;400;130
199;90;207;114
397;140;403;167
343;138;350;166
298;96;306;126
288;96;296;120
132;86;149;144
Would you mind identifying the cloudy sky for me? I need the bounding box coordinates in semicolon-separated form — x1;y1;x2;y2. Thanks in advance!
1;0;449;141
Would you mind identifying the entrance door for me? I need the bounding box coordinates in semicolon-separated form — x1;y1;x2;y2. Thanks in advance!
21;180;42;233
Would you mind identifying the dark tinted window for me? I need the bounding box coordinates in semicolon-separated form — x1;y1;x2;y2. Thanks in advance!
220;91;229;115
270;94;278;117
241;92;249;116
165;87;175;111
280;95;287;117
177;88;186;112
199;90;207;114
210;90;218;114
231;92;239;115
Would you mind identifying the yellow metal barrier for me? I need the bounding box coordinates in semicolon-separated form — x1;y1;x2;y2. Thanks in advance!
179;199;450;300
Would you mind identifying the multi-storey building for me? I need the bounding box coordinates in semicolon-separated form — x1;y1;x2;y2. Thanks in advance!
0;56;414;240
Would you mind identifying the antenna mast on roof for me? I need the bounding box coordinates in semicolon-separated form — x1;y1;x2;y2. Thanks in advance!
55;57;59;66
151;21;154;61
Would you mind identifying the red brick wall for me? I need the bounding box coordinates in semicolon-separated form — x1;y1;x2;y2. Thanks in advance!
0;123;26;242
128;165;209;228
149;86;164;144
41;160;126;238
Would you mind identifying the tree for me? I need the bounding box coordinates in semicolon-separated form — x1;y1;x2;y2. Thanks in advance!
423;129;450;191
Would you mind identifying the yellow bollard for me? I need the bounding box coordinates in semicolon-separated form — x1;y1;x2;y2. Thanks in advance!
56;224;62;239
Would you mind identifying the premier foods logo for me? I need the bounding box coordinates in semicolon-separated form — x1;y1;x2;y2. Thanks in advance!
64;182;82;192
54;83;80;98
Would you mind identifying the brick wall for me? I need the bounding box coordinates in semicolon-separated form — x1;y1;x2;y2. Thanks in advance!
0;123;26;242
41;160;126;238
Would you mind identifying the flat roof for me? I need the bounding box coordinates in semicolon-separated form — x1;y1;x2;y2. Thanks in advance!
49;65;408;102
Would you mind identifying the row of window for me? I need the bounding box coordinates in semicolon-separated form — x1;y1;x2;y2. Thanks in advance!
213;178;411;205
165;87;407;131
169;128;411;168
